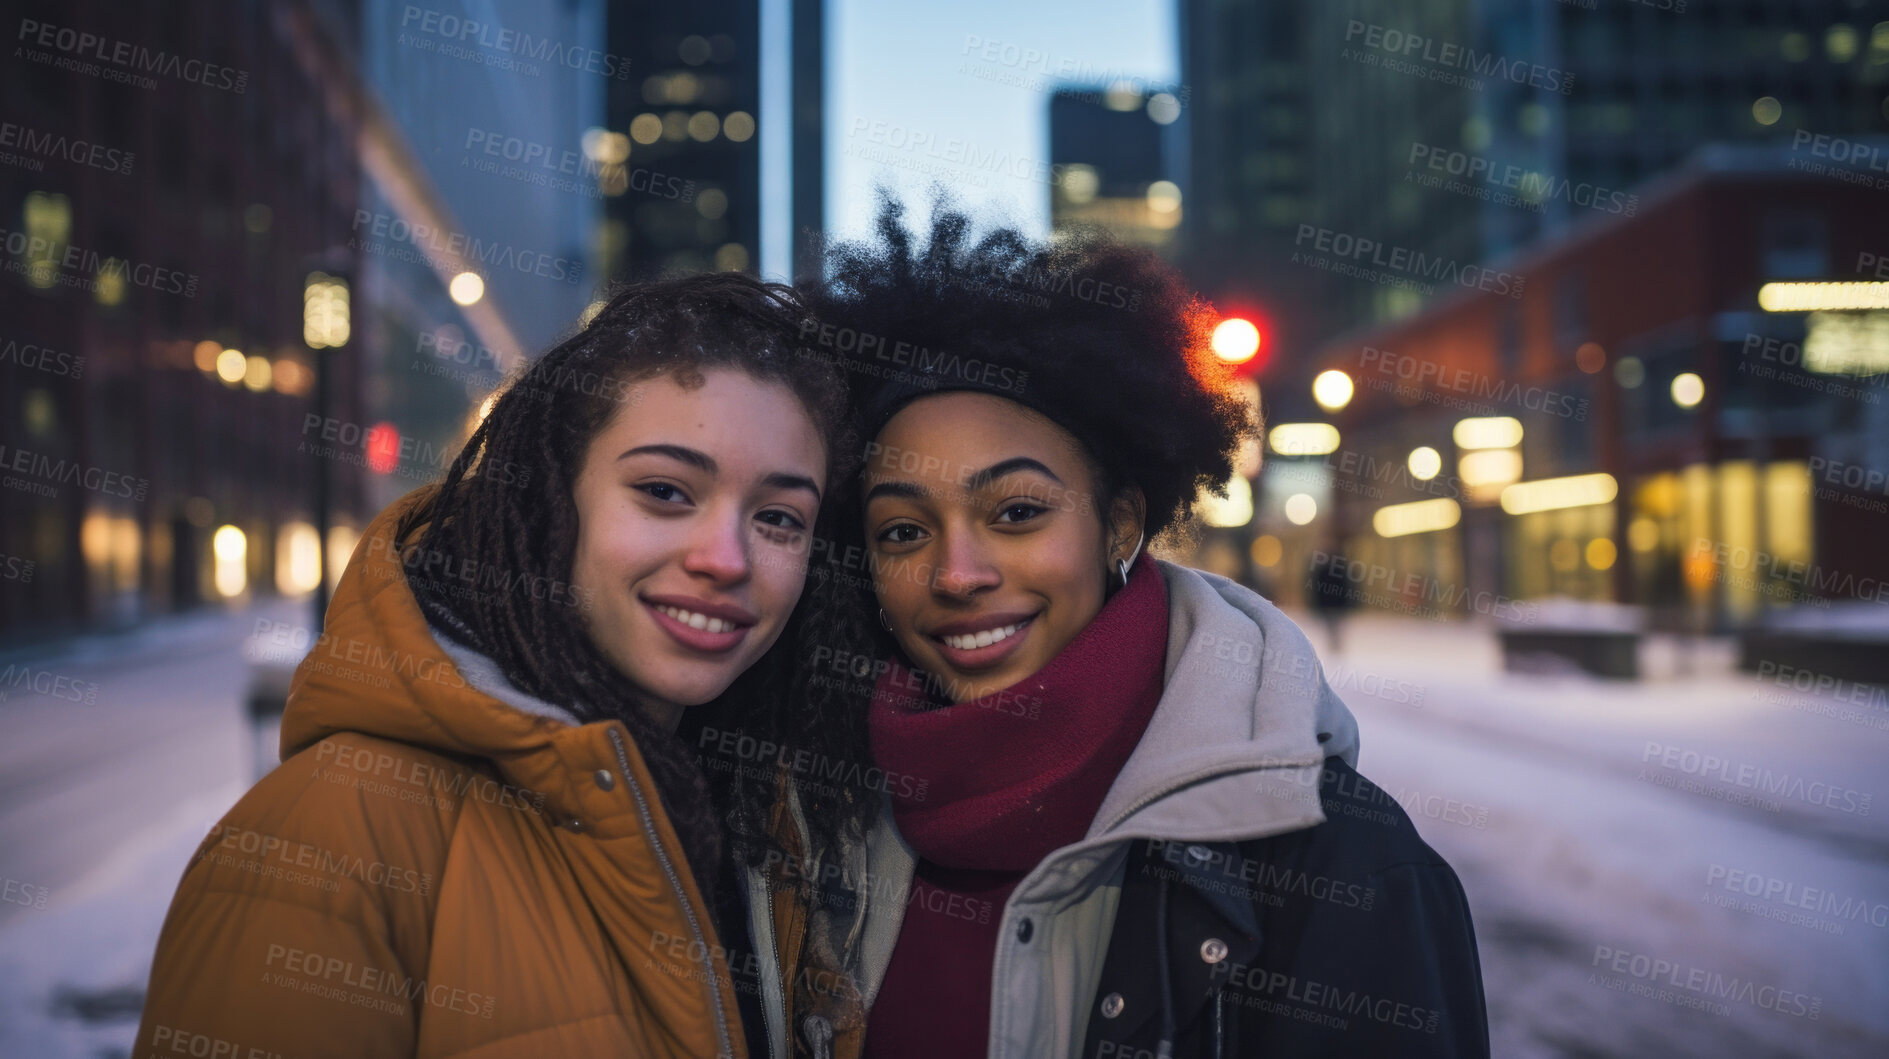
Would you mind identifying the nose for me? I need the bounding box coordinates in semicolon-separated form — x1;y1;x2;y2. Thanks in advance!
680;506;752;585
930;530;1000;600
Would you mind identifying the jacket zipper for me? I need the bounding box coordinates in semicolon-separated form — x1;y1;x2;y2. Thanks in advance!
763;872;782;1059
607;726;736;1059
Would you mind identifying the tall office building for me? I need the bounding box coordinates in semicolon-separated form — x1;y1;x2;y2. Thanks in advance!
1047;85;1182;250
0;1;373;638
1181;0;1889;386
601;0;823;283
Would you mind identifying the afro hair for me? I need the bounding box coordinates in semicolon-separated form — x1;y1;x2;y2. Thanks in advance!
799;193;1259;540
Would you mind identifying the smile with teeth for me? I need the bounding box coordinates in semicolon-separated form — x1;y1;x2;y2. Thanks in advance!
939;621;1027;651
654;605;744;634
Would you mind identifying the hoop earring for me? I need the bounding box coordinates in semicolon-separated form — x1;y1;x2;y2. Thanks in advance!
1117;533;1145;588
878;608;892;631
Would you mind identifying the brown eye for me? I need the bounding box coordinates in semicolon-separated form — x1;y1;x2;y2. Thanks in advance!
877;523;926;545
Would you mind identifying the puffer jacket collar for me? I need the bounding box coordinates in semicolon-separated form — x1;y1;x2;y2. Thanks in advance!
282;487;599;829
280;487;744;1058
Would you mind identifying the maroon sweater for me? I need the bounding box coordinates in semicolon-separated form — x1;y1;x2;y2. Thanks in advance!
863;557;1169;1058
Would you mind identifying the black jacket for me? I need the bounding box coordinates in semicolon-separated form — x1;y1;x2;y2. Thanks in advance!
1081;756;1490;1058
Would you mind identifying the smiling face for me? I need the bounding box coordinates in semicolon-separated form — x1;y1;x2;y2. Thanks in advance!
864;391;1144;703
570;368;827;730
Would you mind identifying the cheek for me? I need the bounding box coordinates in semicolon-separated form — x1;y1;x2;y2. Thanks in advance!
756;546;811;618
1029;523;1108;610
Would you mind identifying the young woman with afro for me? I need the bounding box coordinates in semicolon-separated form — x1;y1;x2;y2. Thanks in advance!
754;198;1490;1059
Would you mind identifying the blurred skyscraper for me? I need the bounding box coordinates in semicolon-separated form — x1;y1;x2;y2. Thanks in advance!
0;2;376;640
1046;84;1183;249
354;0;603;515
1180;0;1889;414
599;0;823;282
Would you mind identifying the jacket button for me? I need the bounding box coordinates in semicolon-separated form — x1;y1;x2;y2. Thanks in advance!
1015;918;1034;943
1100;992;1125;1018
1200;937;1229;964
593;769;615;791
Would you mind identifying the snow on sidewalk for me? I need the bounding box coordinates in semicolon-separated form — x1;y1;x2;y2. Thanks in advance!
0;785;243;1059
1308;610;1889;1058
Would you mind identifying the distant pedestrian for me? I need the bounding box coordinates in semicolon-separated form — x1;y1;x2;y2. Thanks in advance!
1310;549;1356;654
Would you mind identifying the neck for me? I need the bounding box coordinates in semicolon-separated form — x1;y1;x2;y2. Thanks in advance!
641;696;684;733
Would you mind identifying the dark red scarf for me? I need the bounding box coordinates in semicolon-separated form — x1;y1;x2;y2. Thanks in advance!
862;556;1169;1059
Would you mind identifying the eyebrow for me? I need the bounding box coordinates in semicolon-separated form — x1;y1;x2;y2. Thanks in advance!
762;472;822;504
619;443;716;472
619;444;821;503
865;456;1064;504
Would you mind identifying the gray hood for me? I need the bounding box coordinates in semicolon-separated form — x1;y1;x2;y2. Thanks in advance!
1089;559;1361;842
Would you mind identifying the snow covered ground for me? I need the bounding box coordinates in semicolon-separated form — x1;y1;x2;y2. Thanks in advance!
1311;612;1889;1058
0;600;1882;1057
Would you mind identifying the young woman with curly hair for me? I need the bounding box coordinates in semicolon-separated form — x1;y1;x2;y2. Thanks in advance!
137;272;880;1058
770;200;1489;1059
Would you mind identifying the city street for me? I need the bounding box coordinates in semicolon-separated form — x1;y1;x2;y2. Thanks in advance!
1;602;1884;1058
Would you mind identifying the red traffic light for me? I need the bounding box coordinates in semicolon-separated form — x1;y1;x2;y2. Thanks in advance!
1212;318;1262;364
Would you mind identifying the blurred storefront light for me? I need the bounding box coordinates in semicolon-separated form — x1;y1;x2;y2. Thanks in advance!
1146;181;1182;224
1198;475;1254;528
1250;534;1283;568
1627;517;1661;552
1670;372;1705;409
1803;310;1889;373
1373;498;1460;538
449;271;485;306
1061;165;1099;205
1452;416;1523;449
1312;369;1354;411
1407;446;1442;480
1500;473;1619;516
1267;422;1340;456
1586;538;1617;571
303;272;351;349
1283;493;1318;525
582;128;631;164
216;348;247;385
94;260;127;306
1460;449;1523;502
242;355;273;393
276;522;323;596
1757;281;1889;311
326;526;359;592
1614;355;1646;388
213;525;248;598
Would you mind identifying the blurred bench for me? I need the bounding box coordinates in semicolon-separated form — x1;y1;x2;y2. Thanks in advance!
1497;599;1643;680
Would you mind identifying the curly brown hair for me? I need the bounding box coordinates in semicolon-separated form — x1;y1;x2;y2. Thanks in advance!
396;271;878;903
